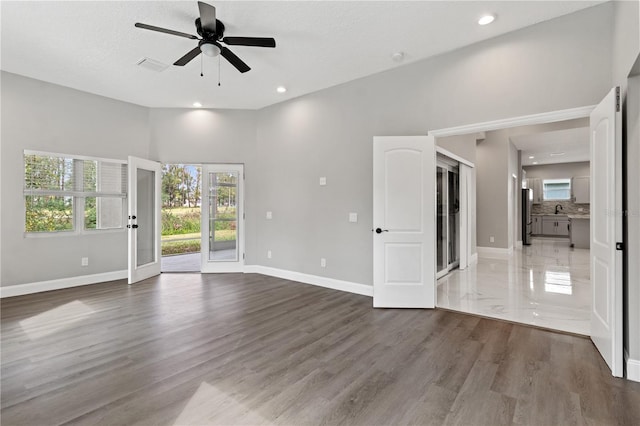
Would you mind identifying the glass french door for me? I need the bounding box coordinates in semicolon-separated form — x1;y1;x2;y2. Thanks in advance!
200;164;244;273
128;156;162;284
436;158;460;278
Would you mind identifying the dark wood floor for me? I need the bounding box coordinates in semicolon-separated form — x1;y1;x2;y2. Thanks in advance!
1;273;639;425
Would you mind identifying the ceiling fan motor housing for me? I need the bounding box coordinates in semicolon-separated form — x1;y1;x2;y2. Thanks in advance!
195;17;225;40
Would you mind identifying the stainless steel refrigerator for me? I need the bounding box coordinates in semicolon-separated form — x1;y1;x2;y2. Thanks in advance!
522;188;532;245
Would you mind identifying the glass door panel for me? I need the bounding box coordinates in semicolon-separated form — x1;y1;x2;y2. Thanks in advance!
201;164;244;273
128;156;162;284
136;169;156;267
448;169;460;266
436;166;447;273
208;171;238;261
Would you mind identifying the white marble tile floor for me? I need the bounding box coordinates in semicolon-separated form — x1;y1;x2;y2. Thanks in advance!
437;237;590;335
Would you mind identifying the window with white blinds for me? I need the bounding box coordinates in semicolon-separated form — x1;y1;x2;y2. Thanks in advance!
24;151;127;233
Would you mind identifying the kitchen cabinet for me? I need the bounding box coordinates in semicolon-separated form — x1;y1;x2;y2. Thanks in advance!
542;216;570;236
569;217;590;248
571;176;590;204
532;216;542;235
527;178;543;204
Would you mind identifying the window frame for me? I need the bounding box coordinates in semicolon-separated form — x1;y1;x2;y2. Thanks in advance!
542;178;572;201
24;150;128;237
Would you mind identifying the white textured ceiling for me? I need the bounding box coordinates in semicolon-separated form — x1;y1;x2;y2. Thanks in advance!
512;127;590;166
1;1;604;109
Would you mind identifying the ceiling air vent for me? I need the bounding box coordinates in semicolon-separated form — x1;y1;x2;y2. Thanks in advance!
136;57;169;72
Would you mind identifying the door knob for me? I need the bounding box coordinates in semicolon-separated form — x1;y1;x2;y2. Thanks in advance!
374;228;389;234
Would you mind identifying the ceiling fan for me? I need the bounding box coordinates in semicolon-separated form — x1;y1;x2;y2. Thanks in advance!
135;1;276;73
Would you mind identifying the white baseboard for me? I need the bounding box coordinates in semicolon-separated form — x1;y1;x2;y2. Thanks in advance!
625;350;640;382
0;270;127;298
476;246;514;257
470;253;479;265
244;265;373;297
516;240;523;248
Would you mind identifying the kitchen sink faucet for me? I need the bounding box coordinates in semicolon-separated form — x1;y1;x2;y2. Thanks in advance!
555;204;563;214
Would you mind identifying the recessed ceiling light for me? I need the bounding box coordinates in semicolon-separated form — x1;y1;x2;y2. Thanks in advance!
391;52;405;63
550;152;566;156
276;86;287;94
532;161;539;165
478;14;496;26
529;156;535;159
192;102;202;108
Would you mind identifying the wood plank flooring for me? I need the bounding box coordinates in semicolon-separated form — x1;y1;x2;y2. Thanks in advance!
1;273;639;425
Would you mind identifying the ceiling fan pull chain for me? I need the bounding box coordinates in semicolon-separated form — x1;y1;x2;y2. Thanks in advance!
218;55;221;87
200;54;204;77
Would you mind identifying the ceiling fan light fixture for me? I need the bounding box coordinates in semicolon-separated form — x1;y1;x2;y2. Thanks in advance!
478;14;496;26
200;42;221;57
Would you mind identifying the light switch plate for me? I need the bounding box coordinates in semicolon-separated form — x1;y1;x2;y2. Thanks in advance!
319;177;327;186
349;213;358;223
266;211;272;219
320;258;326;267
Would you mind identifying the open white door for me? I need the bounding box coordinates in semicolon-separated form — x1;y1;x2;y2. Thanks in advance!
373;136;436;308
590;87;623;377
201;164;244;273
128;156;162;284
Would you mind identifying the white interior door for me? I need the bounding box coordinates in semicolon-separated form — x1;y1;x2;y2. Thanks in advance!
590;87;623;377
201;164;244;273
128;156;162;284
373;136;436;308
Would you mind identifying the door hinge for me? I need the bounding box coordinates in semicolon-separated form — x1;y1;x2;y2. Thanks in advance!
616;242;624;251
616;86;621;112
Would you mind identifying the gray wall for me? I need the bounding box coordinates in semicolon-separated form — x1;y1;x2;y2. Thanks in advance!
0;72;150;285
252;4;614;283
524;161;590;179
148;108;258;263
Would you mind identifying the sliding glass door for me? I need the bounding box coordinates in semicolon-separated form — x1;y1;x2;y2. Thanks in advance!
436;158;460;278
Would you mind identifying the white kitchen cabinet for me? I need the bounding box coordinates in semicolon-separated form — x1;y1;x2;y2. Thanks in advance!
571;176;590;204
526;178;543;204
542;216;570;236
569;217;590;248
532;216;542;235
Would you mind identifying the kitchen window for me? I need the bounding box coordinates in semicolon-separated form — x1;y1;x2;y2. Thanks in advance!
542;178;571;201
24;151;127;234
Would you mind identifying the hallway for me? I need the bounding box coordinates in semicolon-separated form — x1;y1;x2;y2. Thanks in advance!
437;238;590;335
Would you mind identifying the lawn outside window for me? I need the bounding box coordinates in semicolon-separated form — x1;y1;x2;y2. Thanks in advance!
24;150;127;235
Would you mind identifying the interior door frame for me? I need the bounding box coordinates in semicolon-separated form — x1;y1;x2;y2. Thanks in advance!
128;156;162;284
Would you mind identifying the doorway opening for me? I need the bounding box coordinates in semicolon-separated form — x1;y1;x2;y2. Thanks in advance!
161;164;202;272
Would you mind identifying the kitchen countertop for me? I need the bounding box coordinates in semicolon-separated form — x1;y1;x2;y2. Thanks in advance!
567;214;590;219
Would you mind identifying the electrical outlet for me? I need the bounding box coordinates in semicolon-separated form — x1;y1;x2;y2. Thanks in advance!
319;177;327;186
266;211;273;219
267;250;272;259
490;236;495;243
81;257;89;267
349;212;358;223
320;258;326;268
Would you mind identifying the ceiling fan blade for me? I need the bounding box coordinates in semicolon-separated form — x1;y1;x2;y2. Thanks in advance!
221;47;250;73
134;23;198;40
174;46;202;66
198;1;216;34
222;37;276;48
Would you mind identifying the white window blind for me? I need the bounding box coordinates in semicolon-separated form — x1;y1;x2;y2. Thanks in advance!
24;154;126;198
24;151;127;233
543;178;571;201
